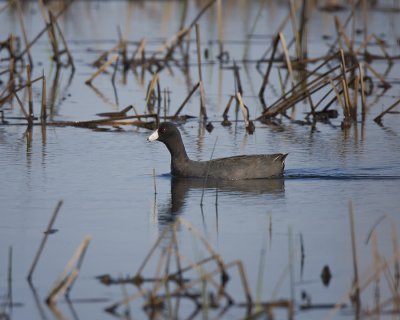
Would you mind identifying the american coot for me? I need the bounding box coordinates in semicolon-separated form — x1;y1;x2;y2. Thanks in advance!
147;122;287;180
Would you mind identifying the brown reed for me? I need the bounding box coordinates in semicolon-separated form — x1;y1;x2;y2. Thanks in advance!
27;200;63;283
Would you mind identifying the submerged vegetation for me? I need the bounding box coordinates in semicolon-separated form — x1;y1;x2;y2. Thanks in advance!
1;0;400;319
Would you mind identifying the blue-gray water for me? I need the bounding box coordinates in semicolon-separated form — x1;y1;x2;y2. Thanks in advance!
1;1;400;319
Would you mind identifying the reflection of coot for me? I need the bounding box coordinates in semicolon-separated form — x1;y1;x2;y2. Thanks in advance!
148;122;287;180
157;177;285;226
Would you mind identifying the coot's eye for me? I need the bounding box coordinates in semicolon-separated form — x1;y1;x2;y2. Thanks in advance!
160;127;166;134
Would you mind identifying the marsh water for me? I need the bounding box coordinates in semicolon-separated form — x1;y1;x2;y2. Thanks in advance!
1;1;400;319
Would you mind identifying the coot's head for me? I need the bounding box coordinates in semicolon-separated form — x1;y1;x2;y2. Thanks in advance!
147;122;179;144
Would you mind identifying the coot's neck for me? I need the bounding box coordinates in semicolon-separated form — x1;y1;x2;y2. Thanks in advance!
164;132;189;162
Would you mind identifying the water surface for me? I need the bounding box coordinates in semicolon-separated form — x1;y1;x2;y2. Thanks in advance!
1;1;400;319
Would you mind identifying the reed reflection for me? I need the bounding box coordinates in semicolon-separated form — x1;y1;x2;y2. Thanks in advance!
157;176;285;227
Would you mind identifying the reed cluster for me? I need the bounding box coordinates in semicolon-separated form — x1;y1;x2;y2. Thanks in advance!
1;0;398;132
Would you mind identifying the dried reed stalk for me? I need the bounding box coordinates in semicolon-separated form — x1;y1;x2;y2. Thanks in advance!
328;78;346;111
195;24;207;119
258;8;292;63
217;0;223;55
371;232;381;314
96;105;133;118
263;53;339;114
334;16;352;53
46;235;91;304
12;92;29;121
298;0;309;60
341;78;351;119
153;27;190;60
7;246;12;307
236;92;250;128
111;55;119;85
40;72;47;123
363;62;391;89
278;32;295;87
135;226;172;277
16;2;70;61
339;50;352;118
288;0;301;59
358;63;367;120
53;13;75;70
373;98;400;124
261;65;354;119
0;75;44;106
352;75;359;119
348;201;360;308
47;114;157;128
130;39;146;69
38;0;60;63
259;35;280;102
233;61;243;95
222;95;235;119
187;0;217;30
16;0;33;66
174;82;200;117
26;65;34;126
27;200;63;282
85;54;119;85
145;73;159;112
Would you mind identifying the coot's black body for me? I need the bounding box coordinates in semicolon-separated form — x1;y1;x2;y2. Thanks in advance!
148;122;287;180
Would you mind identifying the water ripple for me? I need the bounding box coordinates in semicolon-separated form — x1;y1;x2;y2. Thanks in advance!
284;168;400;180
